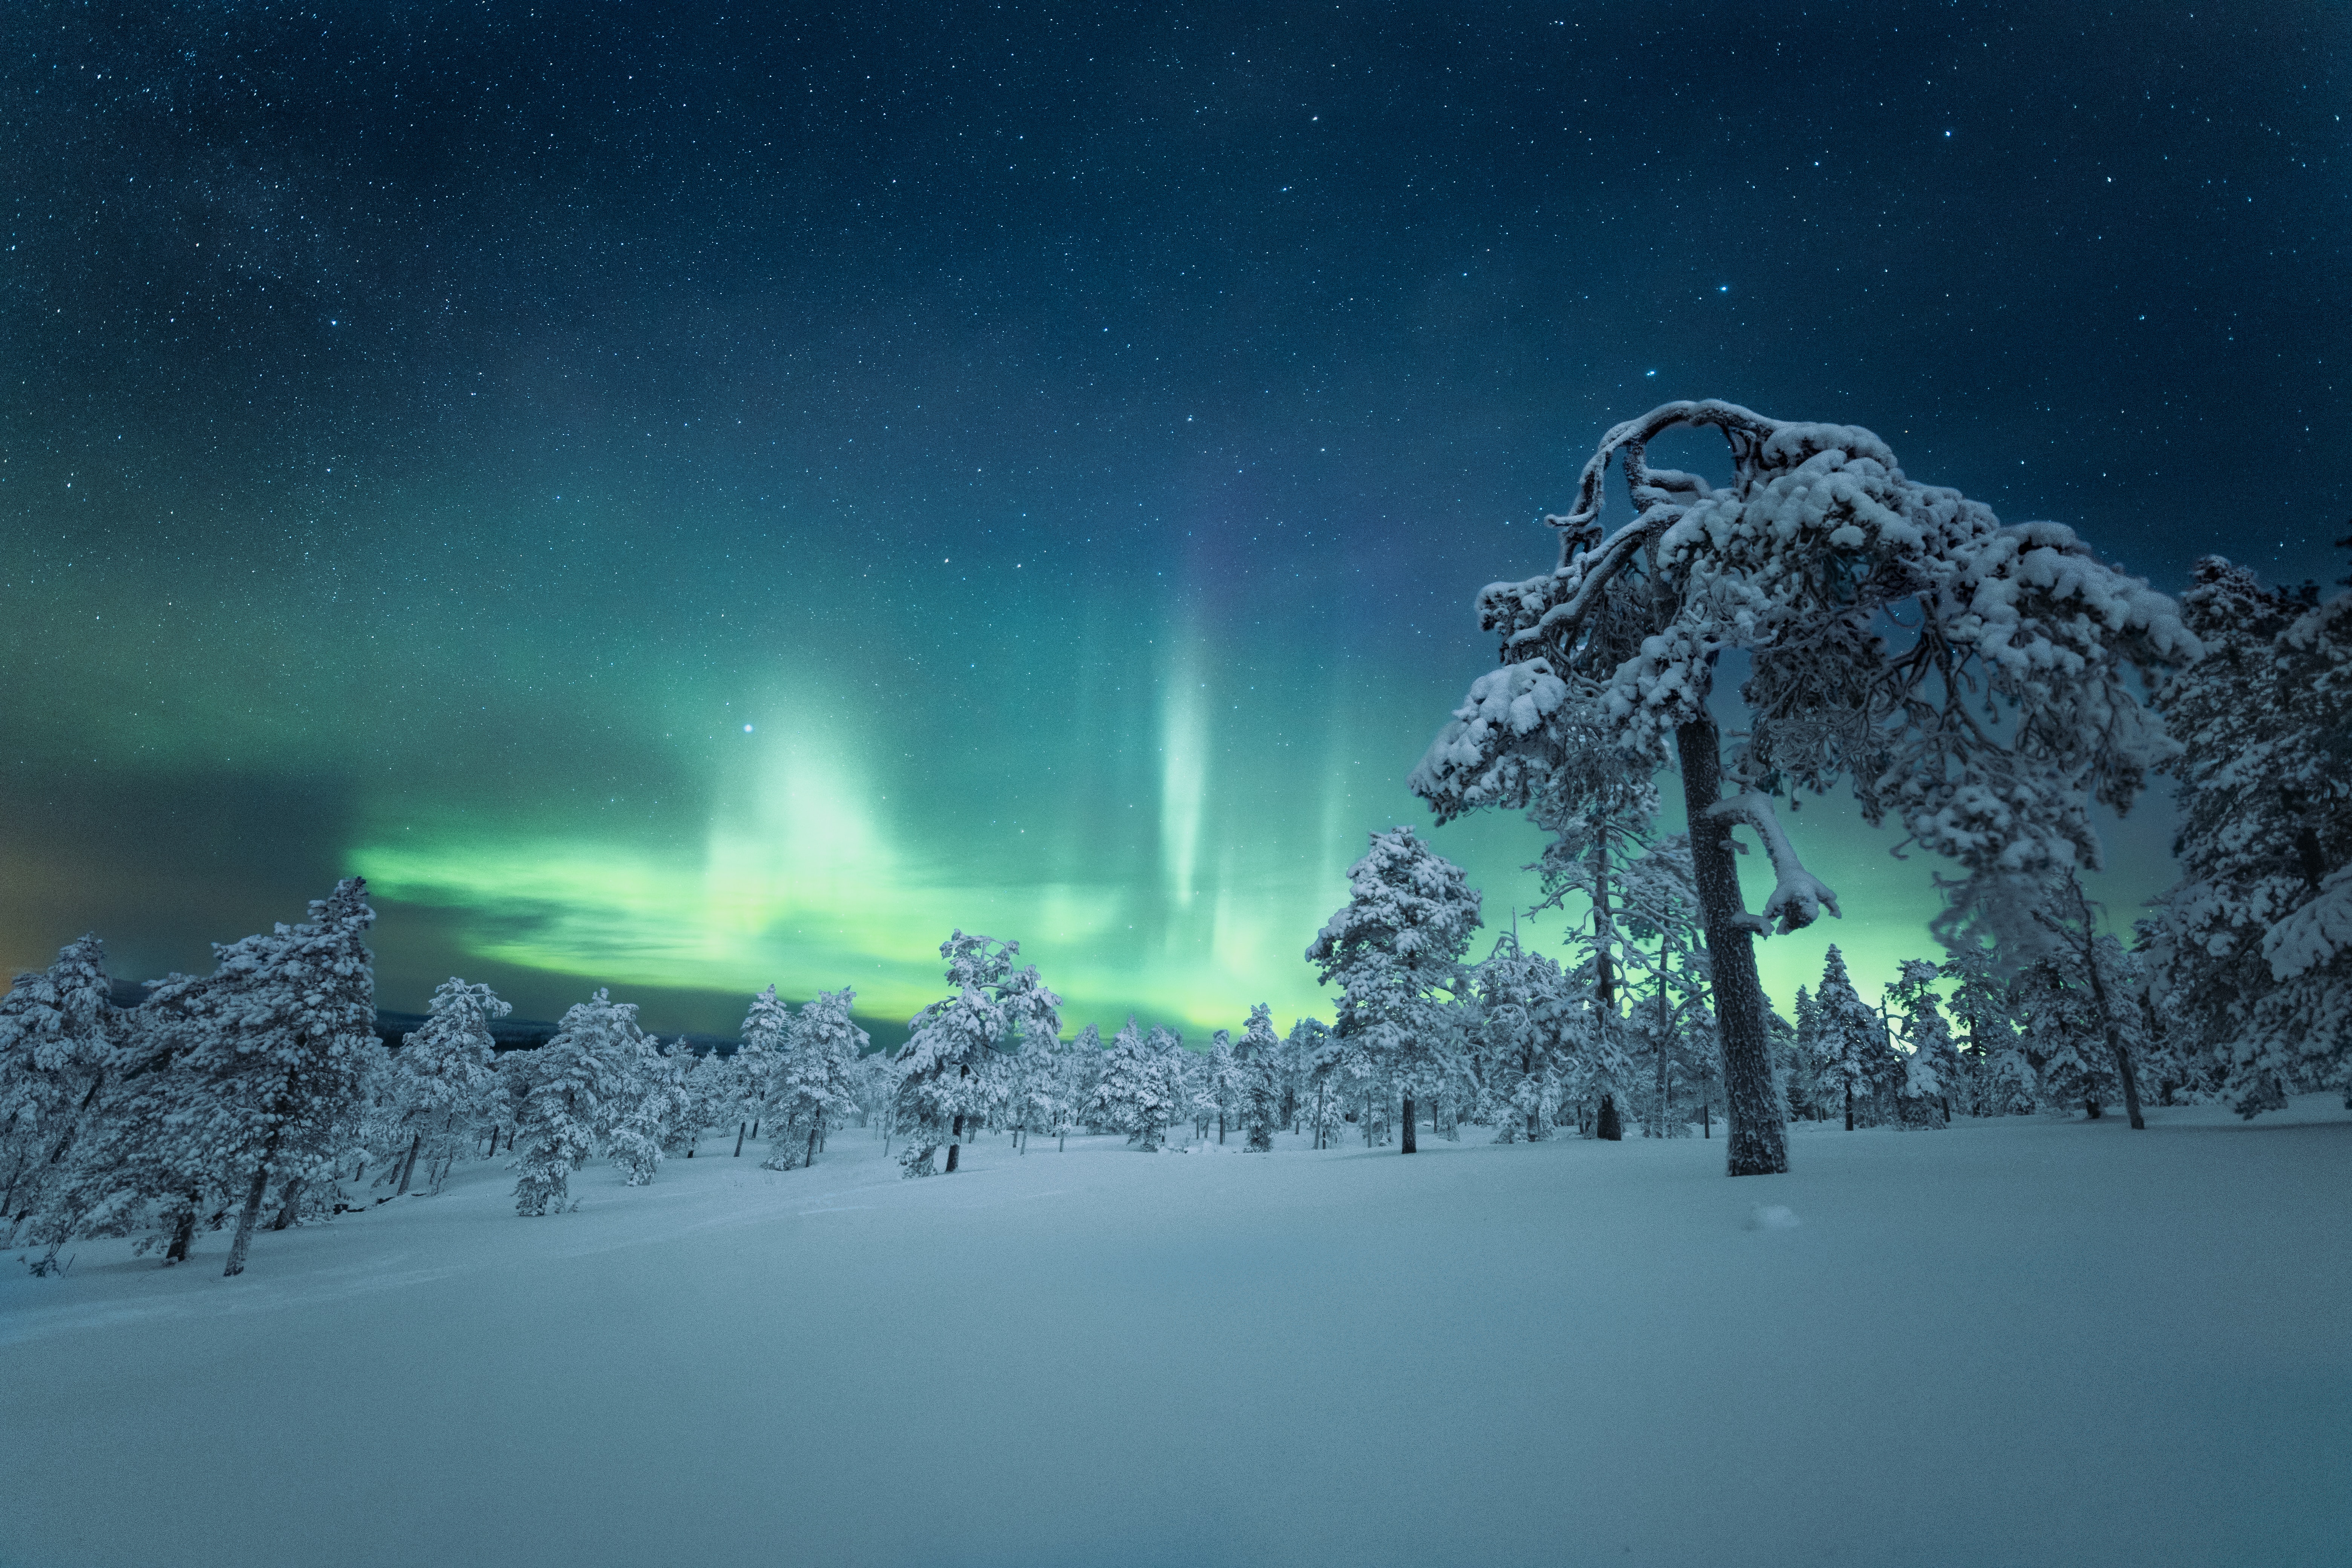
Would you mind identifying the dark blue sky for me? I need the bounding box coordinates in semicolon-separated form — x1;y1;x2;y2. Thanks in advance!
5;1;2346;1035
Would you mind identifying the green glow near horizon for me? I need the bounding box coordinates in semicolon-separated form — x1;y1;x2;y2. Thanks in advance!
348;669;2165;1035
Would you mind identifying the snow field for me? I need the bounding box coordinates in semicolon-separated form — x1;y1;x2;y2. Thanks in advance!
3;1102;2348;1568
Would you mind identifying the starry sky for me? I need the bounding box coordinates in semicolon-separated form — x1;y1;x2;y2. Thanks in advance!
4;1;2347;1042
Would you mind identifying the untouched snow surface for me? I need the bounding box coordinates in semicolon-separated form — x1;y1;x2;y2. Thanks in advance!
4;1103;2348;1568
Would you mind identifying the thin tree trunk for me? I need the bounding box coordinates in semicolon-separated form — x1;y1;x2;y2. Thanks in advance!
733;1121;746;1158
946;1113;963;1173
2079;932;2147;1131
1845;1083;1854;1132
806;1124;820;1167
165;1190;200;1264
1675;714;1790;1175
395;1132;422;1197
1654;976;1671;1137
270;1175;305;1231
224;1149;275;1278
1401;1093;1418;1154
1596;1093;1623;1141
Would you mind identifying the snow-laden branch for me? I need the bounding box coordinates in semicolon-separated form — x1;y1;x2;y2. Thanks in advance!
1704;792;1841;936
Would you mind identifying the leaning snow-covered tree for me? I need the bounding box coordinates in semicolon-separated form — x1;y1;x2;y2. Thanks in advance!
1306;826;1482;1155
1413;400;2194;1174
894;932;1061;1176
147;879;382;1274
0;936;125;1253
385;977;510;1196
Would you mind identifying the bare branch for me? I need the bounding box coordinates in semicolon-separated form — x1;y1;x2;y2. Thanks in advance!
1705;791;1843;935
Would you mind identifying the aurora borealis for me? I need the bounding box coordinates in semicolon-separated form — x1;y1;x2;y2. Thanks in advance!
4;4;2346;1040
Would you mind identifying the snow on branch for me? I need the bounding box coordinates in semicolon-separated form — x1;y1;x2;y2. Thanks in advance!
2265;864;2352;982
1705;791;1841;936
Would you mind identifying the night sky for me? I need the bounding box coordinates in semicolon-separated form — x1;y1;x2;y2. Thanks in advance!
5;2;2346;1041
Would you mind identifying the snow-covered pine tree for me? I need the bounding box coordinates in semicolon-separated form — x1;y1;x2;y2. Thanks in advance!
734;985;793;1156
1049;1022;1104;1150
1236;1004;1282;1152
607;1019;686;1187
1885;960;1959;1129
1206;1029;1243;1144
1938;947;2023;1116
894;932;1061;1176
1472;933;1577;1142
508;988;644;1214
763;988;869;1171
0;936;125;1255
2028;874;2150;1129
1811;947;1885;1132
1280;1017;1339;1145
149;879;383;1275
2147;555;2352;1115
662;1038;706;1155
1784;985;1824;1122
1414;401;2193;1174
1087;1017;1183;1150
683;1040;735;1155
386;978;510;1196
1306;826;1483;1155
2010;958;2115;1118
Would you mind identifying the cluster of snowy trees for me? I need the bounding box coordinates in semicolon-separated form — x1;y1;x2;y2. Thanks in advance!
0;880;899;1273
1412;398;2347;1174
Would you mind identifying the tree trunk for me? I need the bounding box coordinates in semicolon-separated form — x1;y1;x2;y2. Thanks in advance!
1596;1093;1623;1141
733;1121;746;1158
270;1175;305;1231
750;1119;760;1140
1845;1083;1854;1132
2086;1098;2102;1119
2079;940;2147;1132
1676;714;1789;1176
395;1132;422;1197
807;1124;820;1167
1703;1099;1711;1139
224;1151;275;1278
946;1113;963;1173
165;1191;200;1264
1400;1094;1418;1154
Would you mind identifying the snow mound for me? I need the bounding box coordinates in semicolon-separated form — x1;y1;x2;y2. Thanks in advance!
1746;1202;1801;1230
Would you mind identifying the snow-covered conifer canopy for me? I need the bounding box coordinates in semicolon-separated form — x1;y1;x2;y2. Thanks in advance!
1414;400;2198;891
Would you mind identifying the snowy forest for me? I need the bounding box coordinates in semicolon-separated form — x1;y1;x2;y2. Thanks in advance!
6;403;2347;1280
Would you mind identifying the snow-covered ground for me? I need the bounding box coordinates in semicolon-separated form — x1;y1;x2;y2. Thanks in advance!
4;1102;2347;1568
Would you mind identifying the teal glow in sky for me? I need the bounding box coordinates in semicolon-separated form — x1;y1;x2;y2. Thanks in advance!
3;5;2343;1038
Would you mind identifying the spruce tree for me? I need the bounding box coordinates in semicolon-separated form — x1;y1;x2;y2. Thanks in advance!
1087;1017;1182;1150
895;933;1060;1175
1811;947;1882;1132
763;988;869;1171
1885;960;1959;1129
1236;1004;1283;1152
1306;826;1483;1155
